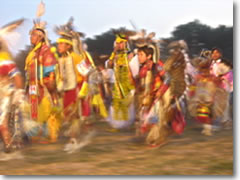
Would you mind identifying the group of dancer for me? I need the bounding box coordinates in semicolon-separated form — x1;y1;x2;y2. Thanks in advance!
0;5;233;154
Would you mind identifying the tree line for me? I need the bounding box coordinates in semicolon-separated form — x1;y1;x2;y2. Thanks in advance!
14;19;233;78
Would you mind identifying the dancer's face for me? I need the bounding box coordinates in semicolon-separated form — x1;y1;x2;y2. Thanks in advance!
138;50;151;64
57;42;72;54
211;50;222;60
30;30;44;45
115;42;125;51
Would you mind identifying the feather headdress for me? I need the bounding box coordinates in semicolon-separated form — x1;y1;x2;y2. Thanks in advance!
191;49;212;70
167;40;189;55
55;17;85;39
129;29;160;63
55;17;85;54
30;1;50;44
32;1;46;32
112;28;136;42
36;1;45;18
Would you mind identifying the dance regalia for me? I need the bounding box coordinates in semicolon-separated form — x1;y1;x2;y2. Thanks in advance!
210;59;233;93
25;42;59;142
76;50;106;119
74;50;108;119
106;45;135;129
127;32;187;145
57;50;90;118
0;18;47;150
144;49;186;146
136;59;170;134
55;18;99;143
210;58;233;126
187;54;228;135
133;40;189;145
0;52;22;149
25;42;57;120
85;56;108;119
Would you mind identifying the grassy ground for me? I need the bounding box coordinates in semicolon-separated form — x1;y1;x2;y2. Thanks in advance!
0;120;233;175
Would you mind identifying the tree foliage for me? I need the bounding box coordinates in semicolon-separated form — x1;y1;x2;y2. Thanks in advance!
170;20;233;61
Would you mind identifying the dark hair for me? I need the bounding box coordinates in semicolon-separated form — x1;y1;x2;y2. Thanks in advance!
138;46;154;57
35;28;46;35
221;58;233;69
211;47;223;55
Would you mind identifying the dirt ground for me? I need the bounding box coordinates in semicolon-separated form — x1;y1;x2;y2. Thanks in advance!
0;120;233;175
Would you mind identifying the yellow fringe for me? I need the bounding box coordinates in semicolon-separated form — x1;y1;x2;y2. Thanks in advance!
38;96;52;124
25;42;42;70
47;112;61;143
92;94;108;118
78;81;88;98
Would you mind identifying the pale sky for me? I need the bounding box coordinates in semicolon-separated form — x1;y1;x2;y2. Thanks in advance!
0;0;233;54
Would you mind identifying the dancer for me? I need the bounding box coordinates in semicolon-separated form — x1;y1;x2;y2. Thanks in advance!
131;33;187;147
55;18;98;153
187;50;228;136
106;31;136;130
0;19;25;152
25;2;59;143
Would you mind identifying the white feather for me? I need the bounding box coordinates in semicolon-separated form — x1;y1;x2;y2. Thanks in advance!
129;55;139;78
36;1;45;18
128;33;143;40
147;32;156;39
63;131;96;154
